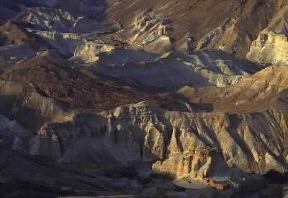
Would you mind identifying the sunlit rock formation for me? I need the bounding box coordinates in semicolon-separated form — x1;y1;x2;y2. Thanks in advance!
247;6;288;65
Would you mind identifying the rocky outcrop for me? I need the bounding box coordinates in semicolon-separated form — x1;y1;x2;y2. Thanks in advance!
247;6;288;65
195;18;238;54
32;101;287;181
74;41;115;63
32;30;83;55
0;1;288;197
106;0;285;57
178;65;288;112
129;11;172;53
247;31;288;65
15;7;77;32
0;52;140;110
33;30;82;40
0;51;192;129
91;50;261;90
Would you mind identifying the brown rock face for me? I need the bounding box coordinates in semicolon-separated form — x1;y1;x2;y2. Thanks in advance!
247;5;288;65
0;1;288;197
31;102;287;179
105;0;286;57
178;66;288;112
0;51;190;129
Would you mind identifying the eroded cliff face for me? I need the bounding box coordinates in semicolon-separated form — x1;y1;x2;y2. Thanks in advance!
247;6;288;65
0;1;288;197
247;31;288;65
178;65;288;113
31;102;287;181
74;41;115;63
106;0;285;57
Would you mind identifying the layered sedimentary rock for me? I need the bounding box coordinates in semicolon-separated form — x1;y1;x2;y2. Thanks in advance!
89;49;261;90
106;0;286;57
32;101;287;180
247;31;288;65
178;65;288;112
127;11;172;53
0;0;288;197
247;6;288;65
74;41;115;63
0;51;167;112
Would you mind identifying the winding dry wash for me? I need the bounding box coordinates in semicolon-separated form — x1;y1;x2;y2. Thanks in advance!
0;0;287;198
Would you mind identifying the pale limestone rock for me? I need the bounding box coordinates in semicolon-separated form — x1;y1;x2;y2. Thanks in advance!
30;29;83;55
32;101;288;181
34;30;82;40
129;12;172;53
74;41;115;63
247;31;288;65
247;6;288;65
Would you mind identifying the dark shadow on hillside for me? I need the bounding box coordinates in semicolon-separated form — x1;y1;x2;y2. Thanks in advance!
263;169;288;184
90;49;264;93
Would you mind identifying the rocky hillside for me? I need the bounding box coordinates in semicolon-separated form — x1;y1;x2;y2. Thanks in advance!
106;0;287;57
0;0;287;197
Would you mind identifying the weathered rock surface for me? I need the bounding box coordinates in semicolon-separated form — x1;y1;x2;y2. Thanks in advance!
0;1;288;197
106;0;286;57
15;7;77;32
178;65;288;112
89;49;261;90
127;11;173;53
14;6;107;34
31;101;287;179
247;5;288;65
74;41;115;63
